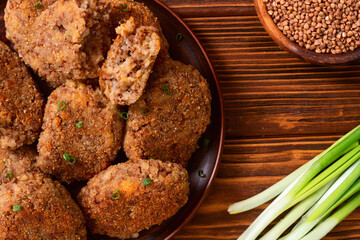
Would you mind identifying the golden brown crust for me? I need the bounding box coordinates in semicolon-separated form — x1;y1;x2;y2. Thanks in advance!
5;0;112;88
37;80;124;183
124;59;211;166
0;41;44;150
0;172;87;239
0;145;39;185
78;159;189;239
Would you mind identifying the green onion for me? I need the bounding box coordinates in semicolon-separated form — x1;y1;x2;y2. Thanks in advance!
203;138;210;147
119;112;129;120
142;178;152;186
34;2;42;9
260;179;336;240
228;157;318;214
63;153;76;165
12;205;21;211
234;125;360;240
176;33;183;42
301;192;360;240
198;169;206;178
142;107;151;116
149;157;153;160
163;86;170;95
281;177;360;240
119;3;128;12
111;190;120;199
228;127;360;215
5;172;14;180
76;121;83;128
57;101;66;111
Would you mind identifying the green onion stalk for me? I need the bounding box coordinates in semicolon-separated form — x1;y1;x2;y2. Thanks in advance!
230;125;360;240
281;159;360;240
301;192;360;240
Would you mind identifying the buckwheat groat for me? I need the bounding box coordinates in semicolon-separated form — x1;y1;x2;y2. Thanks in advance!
78;159;189;239
5;0;112;88
124;59;211;167
37;81;124;183
0;41;44;150
0;172;87;240
99;0;169;105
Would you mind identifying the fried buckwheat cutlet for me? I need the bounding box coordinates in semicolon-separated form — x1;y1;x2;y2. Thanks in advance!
124;59;211;167
99;16;161;105
5;0;112;88
0;41;44;150
99;0;169;105
37;80;124;183
0;172;87;239
0;145;39;185
78;159;189;239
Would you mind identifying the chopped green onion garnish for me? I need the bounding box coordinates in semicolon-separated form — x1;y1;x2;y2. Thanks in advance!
119;3;128;12
149;157;153;160
57;101;66;111
111;190;120;199
12;205;21;211
163;86;170;95
34;2;42;9
203;138;210;147
5;172;13;180
63;153;76;165
76;121;83;128
142;107;151;116
198;169;206;178
119;112;129;120
142;178;152;186
176;33;183;42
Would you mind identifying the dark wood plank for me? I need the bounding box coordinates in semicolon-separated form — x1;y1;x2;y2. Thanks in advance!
160;0;255;17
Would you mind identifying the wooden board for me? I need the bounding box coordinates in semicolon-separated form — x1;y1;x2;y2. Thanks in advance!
1;0;360;239
160;0;360;239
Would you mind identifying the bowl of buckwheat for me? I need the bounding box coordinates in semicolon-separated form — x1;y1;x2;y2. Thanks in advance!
254;0;360;64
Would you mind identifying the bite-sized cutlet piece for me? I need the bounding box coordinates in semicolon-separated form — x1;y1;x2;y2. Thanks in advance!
78;159;189;239
0;172;87;240
99;16;161;105
0;145;39;185
0;40;44;150
5;0;112;88
124;59;211;167
36;80;124;183
99;0;169;105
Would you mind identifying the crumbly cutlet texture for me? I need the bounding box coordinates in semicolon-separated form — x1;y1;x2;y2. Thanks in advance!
99;0;169;105
101;0;169;60
99;16;161;105
5;0;112;88
0;41;44;150
78;159;189;239
124;59;211;166
0;172;87;239
36;80;124;183
0;145;39;185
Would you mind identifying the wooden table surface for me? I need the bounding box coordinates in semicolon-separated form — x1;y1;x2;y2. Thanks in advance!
162;0;360;239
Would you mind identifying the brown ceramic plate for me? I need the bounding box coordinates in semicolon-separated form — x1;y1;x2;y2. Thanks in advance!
0;0;224;239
